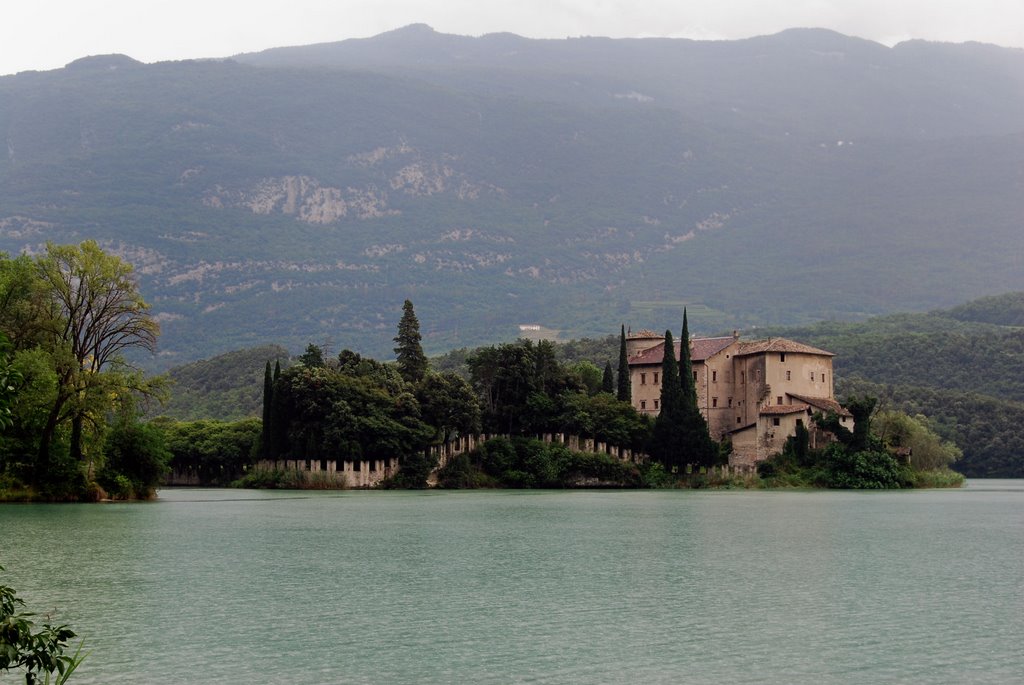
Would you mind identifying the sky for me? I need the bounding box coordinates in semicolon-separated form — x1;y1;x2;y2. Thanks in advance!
3;0;1023;76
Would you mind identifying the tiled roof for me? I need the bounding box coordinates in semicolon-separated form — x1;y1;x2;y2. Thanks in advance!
735;338;834;357
788;394;853;417
629;336;736;366
760;403;811;415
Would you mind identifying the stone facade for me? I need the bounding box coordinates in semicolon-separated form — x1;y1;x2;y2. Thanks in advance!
627;330;853;464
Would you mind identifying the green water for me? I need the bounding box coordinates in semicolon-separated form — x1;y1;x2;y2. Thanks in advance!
2;482;1023;684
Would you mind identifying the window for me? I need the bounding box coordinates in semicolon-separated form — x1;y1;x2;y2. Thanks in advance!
741;371;745;383
737;417;742;424
693;371;697;381
810;372;815;381
712;370;717;382
653;372;659;384
772;417;781;426
640;400;647;410
727;397;733;408
640;373;646;385
786;370;791;381
822;373;827;384
712;397;718;408
777;396;783;405
780;353;787;362
654;399;660;410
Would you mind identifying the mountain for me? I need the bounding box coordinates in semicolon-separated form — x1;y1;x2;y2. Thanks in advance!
2;26;1023;367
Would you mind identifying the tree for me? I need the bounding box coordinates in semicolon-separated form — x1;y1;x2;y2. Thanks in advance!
393;299;427;384
616;325;631;402
416;371;481;443
570;360;603;396
1;565;85;683
34;241;159;479
601;361;614;394
297;343;324;368
650;330;685;468
678;309;717;466
872;410;962;471
0;333;22;432
261;361;273;459
99;418;171;499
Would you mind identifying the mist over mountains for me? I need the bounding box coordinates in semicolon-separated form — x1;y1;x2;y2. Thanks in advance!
2;25;1022;366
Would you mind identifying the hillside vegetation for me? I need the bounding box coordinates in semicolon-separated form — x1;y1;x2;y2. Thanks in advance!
2;27;1023;365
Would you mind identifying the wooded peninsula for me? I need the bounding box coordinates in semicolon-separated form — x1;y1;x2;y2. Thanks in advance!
1;243;980;501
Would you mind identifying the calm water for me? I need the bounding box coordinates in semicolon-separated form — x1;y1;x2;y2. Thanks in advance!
2;482;1023;684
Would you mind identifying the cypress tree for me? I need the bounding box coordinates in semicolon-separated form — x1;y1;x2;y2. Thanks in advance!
651;330;686;468
602;361;614;394
678;309;718;467
261;361;273;459
394;299;427;384
679;310;697;410
616;324;631;403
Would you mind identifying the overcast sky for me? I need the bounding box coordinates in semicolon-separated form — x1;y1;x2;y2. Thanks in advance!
3;0;1022;76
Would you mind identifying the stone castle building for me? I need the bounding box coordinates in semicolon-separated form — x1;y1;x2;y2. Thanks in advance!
626;329;852;464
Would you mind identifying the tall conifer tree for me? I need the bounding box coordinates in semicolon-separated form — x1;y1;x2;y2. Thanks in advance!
261;361;273;459
651;330;686;468
602;361;614;394
616;325;631;402
394;299;427;384
679;309;697;409
678;309;718;466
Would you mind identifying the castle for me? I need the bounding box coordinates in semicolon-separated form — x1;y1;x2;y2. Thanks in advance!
626;329;852;464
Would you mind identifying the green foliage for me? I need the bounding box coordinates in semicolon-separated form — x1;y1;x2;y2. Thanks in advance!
268;365;433;463
0;565;85;684
394;300;427;384
0;244;162;497
759;402;956;489
157;418;262;485
616;325;631;403
434;452;484;489
98;420;171;499
764;298;1024;476
415;371;481;443
823;445;908;489
444;436;643;489
872;410;962;471
232;466;346;489
153;345;289;422
297;343;325;369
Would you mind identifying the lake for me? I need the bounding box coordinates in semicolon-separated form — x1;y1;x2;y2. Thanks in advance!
2;482;1023;683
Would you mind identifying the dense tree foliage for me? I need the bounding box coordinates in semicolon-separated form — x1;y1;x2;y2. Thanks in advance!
0;244;164;500
759;397;961;489
616;325;630;403
435;436;646;489
394;299;428;384
465;339;648;451
157;418;261;486
678;311;718;467
153;344;290;422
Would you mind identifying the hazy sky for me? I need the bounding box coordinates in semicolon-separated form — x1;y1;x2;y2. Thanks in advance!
3;0;1022;76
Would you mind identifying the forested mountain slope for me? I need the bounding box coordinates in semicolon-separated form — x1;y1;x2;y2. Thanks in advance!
2;27;1023;366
